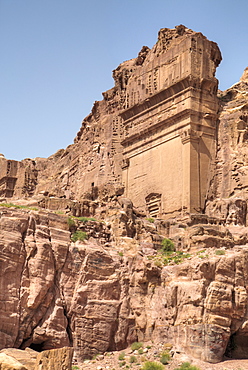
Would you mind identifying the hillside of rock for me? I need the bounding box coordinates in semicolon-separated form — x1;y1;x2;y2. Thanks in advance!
1;25;248;367
1;201;248;365
0;24;222;219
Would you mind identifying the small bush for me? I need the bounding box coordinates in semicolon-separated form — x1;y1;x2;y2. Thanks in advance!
67;217;76;230
129;355;137;363
147;218;154;223
0;202;38;211
118;352;125;361
174;362;201;370
160;351;170;365
131;342;143;351
154;251;191;267
215;249;225;255
160;238;175;253
141;361;164;370
119;361;126;367
71;230;87;242
138;348;144;355
0;202;15;208
77;216;97;222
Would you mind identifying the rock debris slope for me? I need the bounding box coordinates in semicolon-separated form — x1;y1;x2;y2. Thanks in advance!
0;26;248;365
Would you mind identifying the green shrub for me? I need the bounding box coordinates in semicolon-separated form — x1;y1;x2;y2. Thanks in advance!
119;361;126;367
141;361;164;370
131;342;143;351
147;218;154;223
138;348;144;355
129;355;137;363
118;352;125;361
156;251;191;266
67;217;76;230
174;362;201;370
160;238;175;253
160;351;170;365
215;249;225;255
71;230;87;242
77;216;97;222
0;202;38;211
0;202;15;208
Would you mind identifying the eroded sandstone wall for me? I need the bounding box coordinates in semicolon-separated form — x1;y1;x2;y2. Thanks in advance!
1;205;248;363
0;25;222;220
206;68;248;222
1;26;248;366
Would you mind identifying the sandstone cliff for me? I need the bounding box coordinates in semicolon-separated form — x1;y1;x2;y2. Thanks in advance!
0;24;222;219
1;201;248;364
206;67;248;220
1;26;248;366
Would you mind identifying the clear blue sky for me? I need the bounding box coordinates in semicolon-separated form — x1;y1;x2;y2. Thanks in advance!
1;0;248;160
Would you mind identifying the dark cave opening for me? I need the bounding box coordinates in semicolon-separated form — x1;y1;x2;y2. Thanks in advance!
225;333;236;358
225;332;248;359
29;342;45;352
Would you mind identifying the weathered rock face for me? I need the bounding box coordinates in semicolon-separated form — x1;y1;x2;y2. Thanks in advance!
207;69;248;196
34;347;73;370
1;25;248;365
0;347;73;370
0;206;136;361
1;205;248;363
0;25;222;220
205;67;248;226
0;157;37;198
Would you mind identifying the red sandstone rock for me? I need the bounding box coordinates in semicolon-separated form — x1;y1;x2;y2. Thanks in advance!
0;206;248;363
1;26;248;365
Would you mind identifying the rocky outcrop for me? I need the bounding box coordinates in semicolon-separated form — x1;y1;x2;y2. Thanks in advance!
1;25;248;366
34;347;73;370
0;348;38;370
206;68;248;212
0;25;222;221
1;205;248;363
0;347;73;370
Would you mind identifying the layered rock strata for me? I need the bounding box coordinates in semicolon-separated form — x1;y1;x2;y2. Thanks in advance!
206;67;248;220
1;205;248;363
0;347;73;370
1;25;248;365
0;25;222;220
